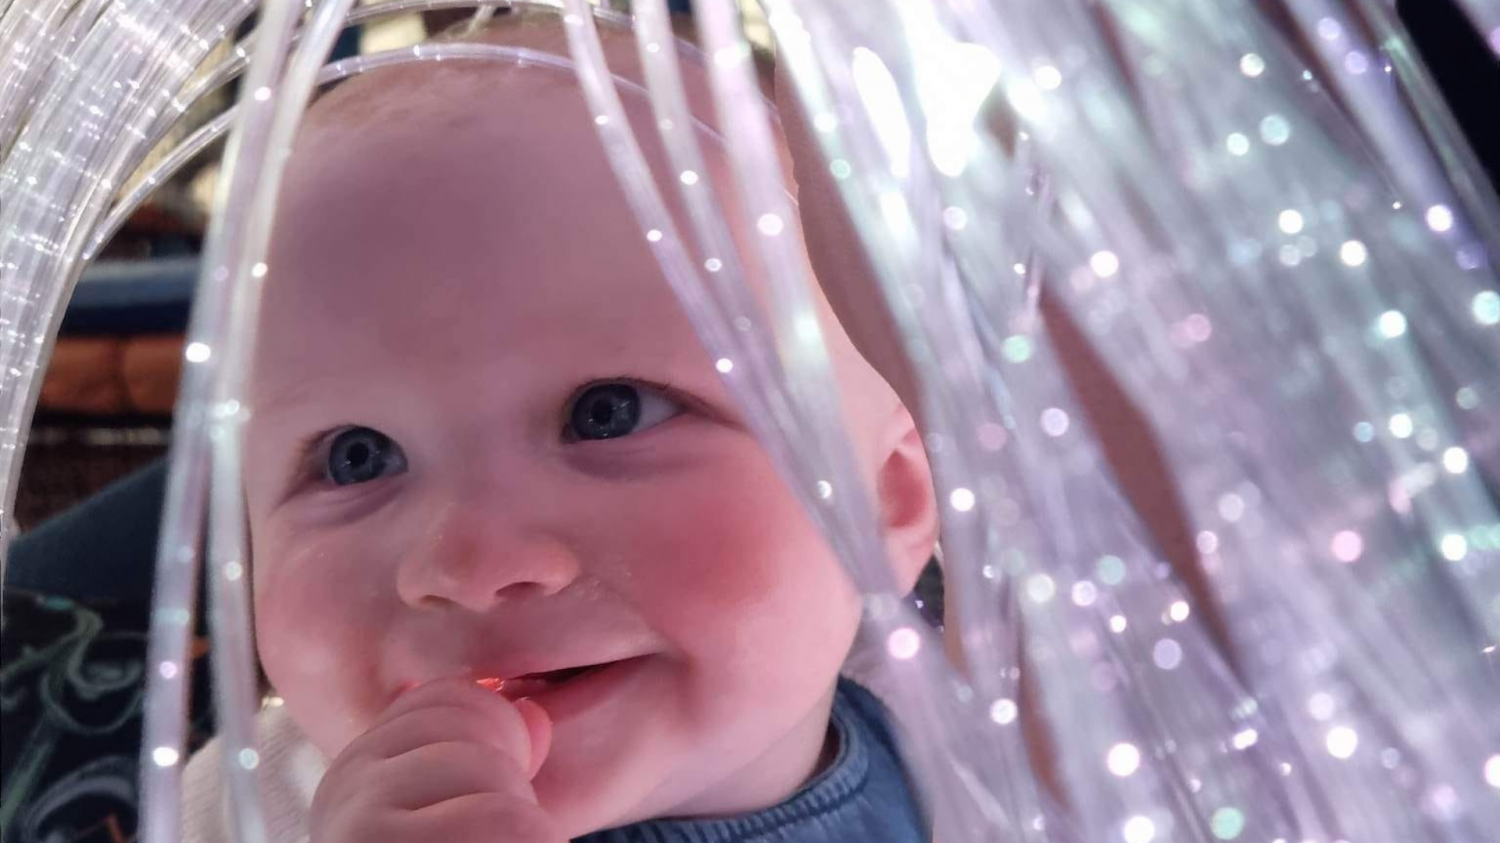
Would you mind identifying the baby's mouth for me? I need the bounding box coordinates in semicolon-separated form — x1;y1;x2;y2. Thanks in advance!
476;664;606;701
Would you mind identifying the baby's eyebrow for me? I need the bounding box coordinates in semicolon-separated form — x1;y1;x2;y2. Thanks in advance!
250;378;320;418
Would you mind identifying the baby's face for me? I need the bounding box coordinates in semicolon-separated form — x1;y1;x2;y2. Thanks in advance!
243;66;910;835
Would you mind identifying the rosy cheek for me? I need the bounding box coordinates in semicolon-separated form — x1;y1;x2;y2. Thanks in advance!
619;460;843;642
254;528;391;747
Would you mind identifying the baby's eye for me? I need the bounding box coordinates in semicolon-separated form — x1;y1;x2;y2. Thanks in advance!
565;382;682;442
325;426;408;486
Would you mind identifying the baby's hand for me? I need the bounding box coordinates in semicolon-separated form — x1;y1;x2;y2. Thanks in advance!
309;677;560;843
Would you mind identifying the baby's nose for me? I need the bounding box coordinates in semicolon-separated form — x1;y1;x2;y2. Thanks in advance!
395;507;582;612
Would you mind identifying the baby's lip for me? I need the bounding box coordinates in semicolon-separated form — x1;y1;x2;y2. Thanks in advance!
474;662;613;701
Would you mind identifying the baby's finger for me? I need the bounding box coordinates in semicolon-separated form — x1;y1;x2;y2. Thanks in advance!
399;792;564;843
346;704;521;763
514;699;552;779
374;741;536;810
377;677;534;769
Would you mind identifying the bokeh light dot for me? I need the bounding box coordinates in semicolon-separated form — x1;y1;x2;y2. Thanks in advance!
942;206;968;231
1440;533;1468;561
1196;530;1219;554
1239;53;1266;77
1376;310;1407;338
679;169;699;185
704;257;723;272
1002;335;1034;363
1308;691;1337;720
887;626;921;659
1327;725;1359;759
1110;614;1129;633
756;213;784;236
829;159;852;179
1153;638;1184;670
646;229;663;242
1098;555;1127;585
1232;728;1259;750
1425;204;1454;232
1123;815;1157;843
1169;600;1190;622
1388;412;1414;438
1034;64;1062;89
1210;807;1246;840
1183;313;1213;342
1072;580;1099;606
1442;447;1469;474
152;746;180;767
1330;530;1364;562
815;480;833;500
1278;209;1304;234
1218;493;1246;522
1041;407;1070;436
184;342;211;363
1090;250;1120;278
715;357;734;374
1226;133;1251;156
950;487;976;512
1260;114;1292;145
1026;573;1057;604
1339;239;1368;266
1107;742;1141;776
238;748;260;770
990;698;1018;724
1484;754;1500;788
1473;291;1500;326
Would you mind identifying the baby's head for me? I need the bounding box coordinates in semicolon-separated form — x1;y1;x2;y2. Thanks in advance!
242;13;937;836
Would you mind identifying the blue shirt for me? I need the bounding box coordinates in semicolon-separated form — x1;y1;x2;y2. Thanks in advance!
576;679;928;843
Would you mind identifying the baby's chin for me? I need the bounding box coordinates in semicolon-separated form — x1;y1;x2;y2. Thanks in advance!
532;730;684;837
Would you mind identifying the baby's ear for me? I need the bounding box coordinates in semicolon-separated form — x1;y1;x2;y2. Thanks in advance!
873;407;939;593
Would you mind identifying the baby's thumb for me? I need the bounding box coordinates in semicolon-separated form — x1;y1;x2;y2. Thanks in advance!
512;698;553;780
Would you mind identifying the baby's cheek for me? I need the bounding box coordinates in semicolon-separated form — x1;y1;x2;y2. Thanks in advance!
629;459;861;665
254;531;391;755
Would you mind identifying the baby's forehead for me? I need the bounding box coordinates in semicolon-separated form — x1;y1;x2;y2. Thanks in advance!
269;21;740;327
257;43;728;393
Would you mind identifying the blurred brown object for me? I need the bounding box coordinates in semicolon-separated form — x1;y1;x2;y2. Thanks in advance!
23;335;179;529
121;335;185;415
37;335;183;416
37;338;128;415
422;8;472;35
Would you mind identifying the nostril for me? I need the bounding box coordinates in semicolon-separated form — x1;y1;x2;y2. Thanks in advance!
416;593;460;611
493;581;553;601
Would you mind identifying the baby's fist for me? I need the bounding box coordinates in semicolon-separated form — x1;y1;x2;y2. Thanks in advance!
309;677;559;843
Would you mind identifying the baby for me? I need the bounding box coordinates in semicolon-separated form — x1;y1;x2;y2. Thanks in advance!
182;11;940;843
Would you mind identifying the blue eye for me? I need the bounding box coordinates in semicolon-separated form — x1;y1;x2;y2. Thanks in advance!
325;427;407;486
566;382;681;441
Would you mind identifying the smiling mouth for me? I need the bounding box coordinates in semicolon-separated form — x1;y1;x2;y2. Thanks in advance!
476;664;608;701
